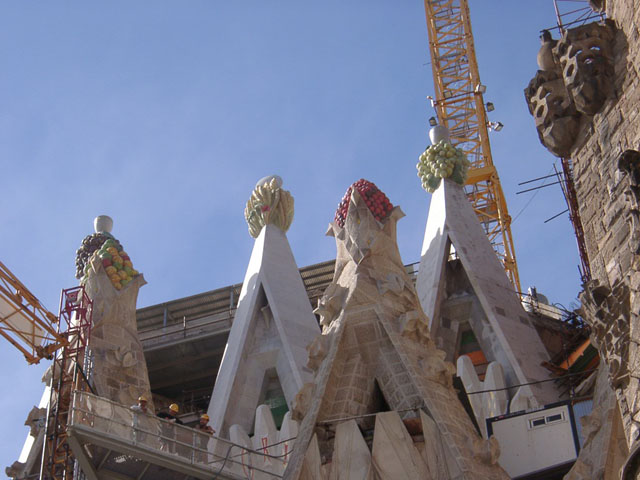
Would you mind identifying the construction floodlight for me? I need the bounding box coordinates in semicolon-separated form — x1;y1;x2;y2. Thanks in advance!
475;84;487;94
486;102;495;112
487;121;504;132
429;117;438;127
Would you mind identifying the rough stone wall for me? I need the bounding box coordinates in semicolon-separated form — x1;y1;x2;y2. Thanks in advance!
572;1;638;288
561;0;640;475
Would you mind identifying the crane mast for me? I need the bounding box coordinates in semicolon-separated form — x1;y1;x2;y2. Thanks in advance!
423;0;521;293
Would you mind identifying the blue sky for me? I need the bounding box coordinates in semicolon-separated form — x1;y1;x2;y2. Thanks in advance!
1;1;580;469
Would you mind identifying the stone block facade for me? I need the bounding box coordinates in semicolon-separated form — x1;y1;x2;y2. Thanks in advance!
526;0;640;475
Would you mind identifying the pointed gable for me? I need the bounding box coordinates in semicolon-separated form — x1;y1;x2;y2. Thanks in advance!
416;179;558;405
207;224;320;436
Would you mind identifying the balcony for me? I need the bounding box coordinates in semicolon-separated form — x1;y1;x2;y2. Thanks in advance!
67;391;289;480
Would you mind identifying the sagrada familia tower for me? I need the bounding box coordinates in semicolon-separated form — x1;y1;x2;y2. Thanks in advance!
8;1;640;479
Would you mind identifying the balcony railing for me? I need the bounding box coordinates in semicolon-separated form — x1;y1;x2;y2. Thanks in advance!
68;391;293;480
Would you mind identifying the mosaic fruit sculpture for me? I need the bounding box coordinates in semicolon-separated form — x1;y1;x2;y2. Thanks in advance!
75;232;121;279
416;140;471;193
334;179;393;228
76;232;139;290
95;239;139;290
245;176;294;238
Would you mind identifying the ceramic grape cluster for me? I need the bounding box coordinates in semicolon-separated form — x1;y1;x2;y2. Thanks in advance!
417;140;471;193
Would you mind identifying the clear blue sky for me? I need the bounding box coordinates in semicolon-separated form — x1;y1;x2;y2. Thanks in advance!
1;1;579;469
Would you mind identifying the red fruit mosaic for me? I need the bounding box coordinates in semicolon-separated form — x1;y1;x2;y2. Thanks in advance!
334;179;394;227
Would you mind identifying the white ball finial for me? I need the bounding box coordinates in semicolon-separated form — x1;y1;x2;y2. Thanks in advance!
429;125;451;145
94;215;113;233
255;174;283;189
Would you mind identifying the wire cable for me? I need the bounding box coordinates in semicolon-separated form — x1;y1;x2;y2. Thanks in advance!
465;367;597;395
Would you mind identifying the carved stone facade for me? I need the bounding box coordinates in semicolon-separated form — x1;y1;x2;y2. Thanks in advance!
524;20;616;157
284;189;508;479
526;1;640;476
556;21;616;116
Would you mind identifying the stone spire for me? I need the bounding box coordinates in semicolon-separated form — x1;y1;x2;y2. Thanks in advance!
285;181;508;480
81;216;153;410
208;180;319;439
416;179;559;407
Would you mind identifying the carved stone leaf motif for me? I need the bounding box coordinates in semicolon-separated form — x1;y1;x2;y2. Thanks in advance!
579;280;630;389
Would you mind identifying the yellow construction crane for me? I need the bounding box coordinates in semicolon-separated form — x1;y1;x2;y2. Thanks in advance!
423;0;521;293
0;260;67;363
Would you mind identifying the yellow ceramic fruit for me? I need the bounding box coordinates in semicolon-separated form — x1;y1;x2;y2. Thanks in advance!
105;266;117;275
118;270;128;280
113;282;122;290
106;247;118;255
124;260;133;268
112;255;123;264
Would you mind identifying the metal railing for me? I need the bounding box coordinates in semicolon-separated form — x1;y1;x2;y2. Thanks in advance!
68;391;293;479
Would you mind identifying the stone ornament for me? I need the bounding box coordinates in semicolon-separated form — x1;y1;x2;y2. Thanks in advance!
245;175;294;238
525;69;579;158
555;20;616;115
524;20;616;157
579;280;630;389
417;131;471;193
537;30;558;72
313;285;346;328
25;406;46;437
75;217;140;290
94;214;113;233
